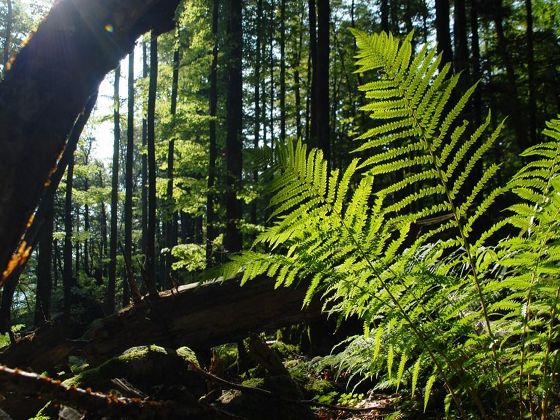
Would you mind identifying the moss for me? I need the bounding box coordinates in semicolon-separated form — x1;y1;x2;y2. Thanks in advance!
304;377;336;395
241;377;265;389
63;345;204;395
269;341;299;358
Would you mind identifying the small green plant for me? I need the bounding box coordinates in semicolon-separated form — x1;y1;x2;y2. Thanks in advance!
220;31;560;418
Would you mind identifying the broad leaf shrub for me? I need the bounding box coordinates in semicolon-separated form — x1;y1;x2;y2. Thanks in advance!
220;31;560;418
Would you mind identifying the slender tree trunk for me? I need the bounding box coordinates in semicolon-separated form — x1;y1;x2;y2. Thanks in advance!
435;0;453;67
380;0;389;33
74;208;80;276
107;66;120;314
146;32;160;296
83;186;90;276
141;40;148;257
63;152;75;323
53;239;59;289
268;0;275;152
453;0;470;92
405;0;413;36
251;0;262;227
2;0;12;72
206;0;219;265
294;8;304;141
223;0;243;253
308;0;317;148
123;51;134;306
316;0;330;162
525;0;536;147
99;174;108;284
470;0;482;125
35;194;54;327
165;47;180;285
492;0;527;152
279;0;286;143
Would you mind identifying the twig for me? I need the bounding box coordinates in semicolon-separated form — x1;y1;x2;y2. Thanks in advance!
184;358;385;413
0;364;204;418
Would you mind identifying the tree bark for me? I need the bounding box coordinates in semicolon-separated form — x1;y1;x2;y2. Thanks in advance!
470;0;482;125
268;0;275;152
279;0;286;143
34;194;54;327
141;40;149;257
0;0;181;288
63;151;75;323
492;0;527;152
123;51;134;306
1;0;12;71
380;0;389;33
308;0;317;147
223;0;243;253
251;0;262;227
146;32;160;296
165;47;179;286
206;0;219;265
107;65;120;314
453;0;469;89
316;0;330;163
435;0;453;68
525;0;536;147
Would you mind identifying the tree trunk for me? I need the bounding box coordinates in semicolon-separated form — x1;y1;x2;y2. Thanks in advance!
223;0;243;254
107;66;120;314
63;152;75;323
525;0;536;147
279;0;286;143
165;47;180;286
268;0;275;152
316;0;330;163
0;0;181;289
206;0;219;265
123;52;134;306
35;195;54;327
294;7;304;141
435;0;453;68
453;0;469;89
146;32;160;296
1;0;12;71
308;0;317;147
470;0;482;125
251;0;262;227
141;40;149;257
492;0;527;152
380;0;389;33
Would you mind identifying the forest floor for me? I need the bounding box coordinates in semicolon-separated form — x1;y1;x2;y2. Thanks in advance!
0;329;402;419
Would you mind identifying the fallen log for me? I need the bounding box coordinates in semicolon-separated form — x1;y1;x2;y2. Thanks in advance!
0;278;322;371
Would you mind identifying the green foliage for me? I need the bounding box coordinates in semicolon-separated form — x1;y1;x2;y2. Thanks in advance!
218;30;560;417
171;243;206;272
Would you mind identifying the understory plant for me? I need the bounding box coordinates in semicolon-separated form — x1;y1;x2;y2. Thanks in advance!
221;31;560;418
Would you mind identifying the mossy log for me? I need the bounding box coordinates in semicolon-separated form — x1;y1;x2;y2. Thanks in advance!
0;277;322;372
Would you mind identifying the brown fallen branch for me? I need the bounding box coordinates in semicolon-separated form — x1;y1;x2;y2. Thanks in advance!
0;277;323;371
0;364;214;419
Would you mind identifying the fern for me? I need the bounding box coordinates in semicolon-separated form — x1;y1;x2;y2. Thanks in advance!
218;29;560;417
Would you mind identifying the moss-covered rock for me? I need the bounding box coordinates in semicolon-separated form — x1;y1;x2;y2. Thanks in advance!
63;345;205;397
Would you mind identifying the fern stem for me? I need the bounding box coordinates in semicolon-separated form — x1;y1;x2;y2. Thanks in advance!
540;286;560;419
322;200;467;418
383;56;506;393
